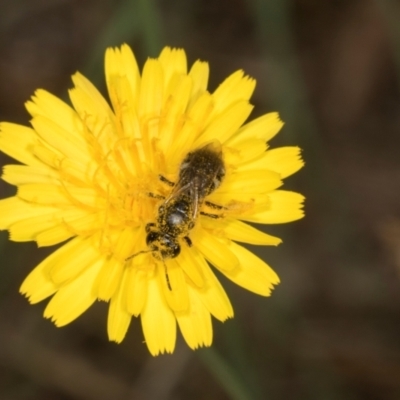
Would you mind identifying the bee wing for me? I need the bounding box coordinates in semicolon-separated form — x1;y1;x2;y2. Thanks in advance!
164;179;201;220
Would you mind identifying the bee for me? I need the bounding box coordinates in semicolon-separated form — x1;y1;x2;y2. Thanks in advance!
128;142;225;289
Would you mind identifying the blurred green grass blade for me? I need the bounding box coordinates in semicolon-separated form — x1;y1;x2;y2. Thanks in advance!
375;0;400;82
82;0;162;83
138;0;162;56
82;0;140;81
198;348;258;400
249;0;314;143
224;317;263;399
249;0;333;203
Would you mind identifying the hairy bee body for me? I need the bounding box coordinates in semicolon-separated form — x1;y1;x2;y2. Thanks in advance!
146;142;225;260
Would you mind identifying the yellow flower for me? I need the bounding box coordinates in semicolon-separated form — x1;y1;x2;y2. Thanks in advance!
0;45;304;355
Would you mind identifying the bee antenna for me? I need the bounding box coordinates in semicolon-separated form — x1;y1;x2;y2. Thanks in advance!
126;251;172;292
125;249;152;262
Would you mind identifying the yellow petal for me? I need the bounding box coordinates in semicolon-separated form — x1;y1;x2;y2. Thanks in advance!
159;258;190;312
69;73;116;147
200;217;282;246
109;227;142;262
0;197;57;230
167;92;213;165
20;256;58;304
47;237;101;286
25;89;84;141
68;86;114;143
211;70;255;116
195;100;253;146
193;228;239;272
241;190;305;224
0;123;43;167
2;164;59;185
126;264;149;317
219;241;280;296
36;211;104;247
188;248;233;321
30;143;62;169
31;115;89;164
138;58;163;120
218;169;282;195
207;190;270;206
159;47;187;100
247;146;304;178
120;43;141;100
105;45;140;111
71;72;114;119
108;269;131;343
10;213;63;242
188;60;209;104
18;184;100;208
95;257;124;301
158;75;193;152
224;138;267;166
35;225;75;247
176;286;212;350
176;246;205;288
44;256;103;327
228;112;283;144
141;276;176;355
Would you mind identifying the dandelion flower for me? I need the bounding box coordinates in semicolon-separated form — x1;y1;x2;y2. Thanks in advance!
0;45;304;355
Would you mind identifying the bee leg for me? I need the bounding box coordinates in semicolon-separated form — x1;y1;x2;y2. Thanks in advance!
183;236;193;247
145;222;156;233
204;200;226;210
147;192;165;200
200;211;221;219
159;175;175;187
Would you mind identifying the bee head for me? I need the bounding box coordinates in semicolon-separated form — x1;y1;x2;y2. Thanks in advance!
146;231;181;259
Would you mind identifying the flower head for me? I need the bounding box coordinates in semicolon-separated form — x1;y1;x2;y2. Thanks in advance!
0;45;304;355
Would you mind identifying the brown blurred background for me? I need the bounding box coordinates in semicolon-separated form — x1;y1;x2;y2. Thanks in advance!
1;0;400;399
